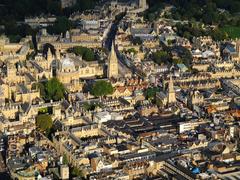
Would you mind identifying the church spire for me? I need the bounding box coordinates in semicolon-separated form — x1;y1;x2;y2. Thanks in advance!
47;47;53;69
107;42;119;78
47;48;52;61
168;74;176;105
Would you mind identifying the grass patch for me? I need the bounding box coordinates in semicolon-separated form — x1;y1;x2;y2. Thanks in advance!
220;26;240;39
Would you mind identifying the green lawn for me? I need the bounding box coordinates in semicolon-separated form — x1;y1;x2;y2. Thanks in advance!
220;26;240;39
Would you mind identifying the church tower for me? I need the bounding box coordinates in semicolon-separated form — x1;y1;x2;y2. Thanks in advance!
55;48;61;60
107;42;119;78
167;75;176;105
7;63;17;83
139;0;148;10
47;47;53;69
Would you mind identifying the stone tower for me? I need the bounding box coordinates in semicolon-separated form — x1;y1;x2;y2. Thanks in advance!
55;48;61;60
7;63;17;83
108;42;119;78
47;47;53;69
60;165;69;180
167;75;176;105
139;0;148;10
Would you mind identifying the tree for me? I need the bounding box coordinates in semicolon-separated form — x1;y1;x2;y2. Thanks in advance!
38;78;65;101
36;114;53;132
132;37;142;45
124;48;137;55
68;46;95;61
172;59;183;65
84;48;95;61
211;28;227;41
37;82;47;98
90;80;114;97
71;167;84;177
183;31;191;40
83;102;100;111
45;78;65;101
63;153;68;165
47;16;72;35
152;50;170;65
145;87;159;100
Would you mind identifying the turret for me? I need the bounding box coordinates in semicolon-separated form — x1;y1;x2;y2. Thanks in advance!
107;42;119;78
167;75;176;105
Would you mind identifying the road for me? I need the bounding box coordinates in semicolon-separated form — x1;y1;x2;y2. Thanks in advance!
104;14;133;77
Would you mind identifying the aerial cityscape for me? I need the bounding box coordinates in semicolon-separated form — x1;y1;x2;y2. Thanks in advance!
0;0;240;179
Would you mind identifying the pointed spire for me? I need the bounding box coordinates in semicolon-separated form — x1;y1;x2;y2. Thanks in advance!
107;41;119;78
110;41;117;62
47;48;52;60
168;74;176;105
47;47;53;70
169;75;174;93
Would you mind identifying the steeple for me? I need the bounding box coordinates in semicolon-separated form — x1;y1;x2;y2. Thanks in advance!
167;75;176;105
107;42;119;78
47;48;52;61
139;0;148;10
47;47;53;69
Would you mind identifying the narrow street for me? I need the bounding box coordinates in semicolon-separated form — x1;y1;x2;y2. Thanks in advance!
104;14;132;77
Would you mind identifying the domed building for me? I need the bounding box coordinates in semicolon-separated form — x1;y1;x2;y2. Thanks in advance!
56;55;104;92
60;56;76;73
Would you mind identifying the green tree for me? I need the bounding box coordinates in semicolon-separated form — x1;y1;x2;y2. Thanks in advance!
152;50;170;65
84;48;95;61
183;31;191;40
47;16;72;35
83;102;100;111
145;87;159;100
45;78;65;101
124;48;137;55
90;80;114;97
63;153;68;165
38;78;65;101
38;107;48;114
68;46;95;61
71;167;84;177
172;59;183;65
211;28;228;41
37;82;47;98
132;37;142;45
36;114;53;132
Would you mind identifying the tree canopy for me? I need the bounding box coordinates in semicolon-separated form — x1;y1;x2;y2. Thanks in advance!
38;78;65;101
145;87;159;100
47;16;72;35
63;153;68;165
71;167;84;178
176;22;228;41
0;0;100;21
152;50;171;65
0;0;100;41
131;37;143;45
147;0;240;25
90;80;114;97
145;0;240;39
124;48;137;55
36;114;53;132
68;46;95;61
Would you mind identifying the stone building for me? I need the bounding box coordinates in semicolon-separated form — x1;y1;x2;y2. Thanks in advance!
56;55;103;92
108;42;119;79
167;75;176;105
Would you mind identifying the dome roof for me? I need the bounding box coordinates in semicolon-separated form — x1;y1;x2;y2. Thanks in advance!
61;57;75;69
